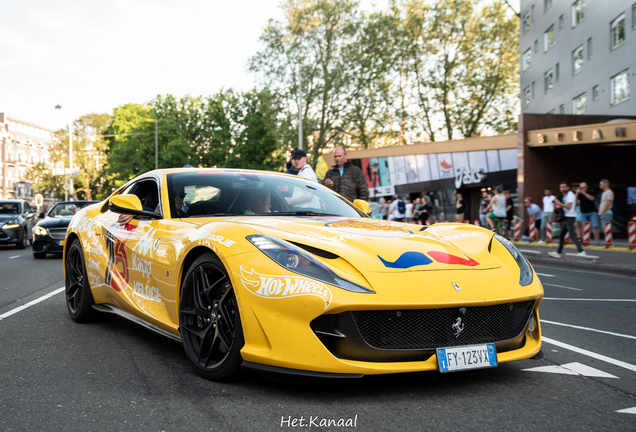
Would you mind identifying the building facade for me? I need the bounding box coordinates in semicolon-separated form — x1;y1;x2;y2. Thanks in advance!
0;113;56;200
520;0;635;115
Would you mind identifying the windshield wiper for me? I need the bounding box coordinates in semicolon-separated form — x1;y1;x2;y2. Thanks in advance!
258;211;341;217
193;213;241;217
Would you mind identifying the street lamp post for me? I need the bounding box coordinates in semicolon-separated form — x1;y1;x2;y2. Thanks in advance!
55;105;73;201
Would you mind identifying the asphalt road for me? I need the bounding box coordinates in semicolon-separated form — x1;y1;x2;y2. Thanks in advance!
0;245;635;431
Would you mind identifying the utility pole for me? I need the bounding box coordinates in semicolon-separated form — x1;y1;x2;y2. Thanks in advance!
298;66;303;151
155;118;158;170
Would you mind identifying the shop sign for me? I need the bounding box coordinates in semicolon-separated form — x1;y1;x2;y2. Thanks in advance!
455;167;486;189
369;185;396;198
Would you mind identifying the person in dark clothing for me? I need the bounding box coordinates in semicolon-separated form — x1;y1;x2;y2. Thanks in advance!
577;181;599;245
454;193;466;222
323;146;369;202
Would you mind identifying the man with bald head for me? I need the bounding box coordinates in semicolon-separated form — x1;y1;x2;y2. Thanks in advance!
323;146;369;202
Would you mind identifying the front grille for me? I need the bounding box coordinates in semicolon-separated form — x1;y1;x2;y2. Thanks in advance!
351;301;535;350
48;228;67;240
310;315;338;334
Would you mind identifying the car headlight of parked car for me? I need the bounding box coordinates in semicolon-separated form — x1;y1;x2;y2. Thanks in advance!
495;234;533;286
2;220;20;229
33;226;49;236
247;235;374;293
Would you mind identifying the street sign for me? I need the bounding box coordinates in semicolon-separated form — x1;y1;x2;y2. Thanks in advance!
35;194;43;207
63;183;70;191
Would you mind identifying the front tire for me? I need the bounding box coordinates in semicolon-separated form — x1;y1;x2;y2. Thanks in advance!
179;253;244;381
33;252;46;259
16;229;27;249
65;239;96;322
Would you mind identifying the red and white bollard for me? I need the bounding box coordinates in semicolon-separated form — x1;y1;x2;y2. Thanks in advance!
583;221;591;245
604;221;613;248
546;221;552;244
474;220;480;227
564;231;571;244
628;221;635;250
426;219;431;226
529;219;535;242
464;219;469;224
514;219;521;241
435;220;440;224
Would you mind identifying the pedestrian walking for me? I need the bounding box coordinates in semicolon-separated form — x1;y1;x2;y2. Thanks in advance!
323;146;369;202
539;188;555;243
405;198;414;223
549;181;586;258
576;181;600;245
486;187;506;231
504;190;514;238
389;195;406;222
598;179;614;229
379;198;389;220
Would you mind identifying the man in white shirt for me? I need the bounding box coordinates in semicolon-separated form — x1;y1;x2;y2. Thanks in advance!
539;188;555;243
549;181;585;258
286;149;320;208
291;149;317;182
389;195;405;222
598;179;614;228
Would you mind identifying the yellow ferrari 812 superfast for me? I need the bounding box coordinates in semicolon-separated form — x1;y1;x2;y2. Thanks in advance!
64;168;542;380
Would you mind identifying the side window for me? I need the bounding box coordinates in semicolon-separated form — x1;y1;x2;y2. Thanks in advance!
24;202;33;213
124;179;161;214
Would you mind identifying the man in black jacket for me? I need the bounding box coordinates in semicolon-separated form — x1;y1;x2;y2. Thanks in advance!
323;146;369;202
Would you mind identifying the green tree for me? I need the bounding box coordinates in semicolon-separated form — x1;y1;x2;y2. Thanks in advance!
72;113;111;200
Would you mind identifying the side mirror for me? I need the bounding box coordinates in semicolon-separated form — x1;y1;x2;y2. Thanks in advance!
38;212;46;219
25;212;34;219
353;199;371;216
109;194;161;219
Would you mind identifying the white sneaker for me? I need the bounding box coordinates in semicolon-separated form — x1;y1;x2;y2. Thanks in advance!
576;251;587;256
536;240;545;244
548;252;562;258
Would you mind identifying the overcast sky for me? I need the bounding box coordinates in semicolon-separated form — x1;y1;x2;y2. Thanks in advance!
1;0;519;131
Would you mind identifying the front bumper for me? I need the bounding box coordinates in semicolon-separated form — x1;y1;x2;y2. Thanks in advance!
0;227;21;244
32;228;67;254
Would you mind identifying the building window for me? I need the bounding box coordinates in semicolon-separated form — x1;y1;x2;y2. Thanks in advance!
573;93;587;114
531;5;535;21
633;3;636;29
559;14;564;29
572;0;585;27
587;38;593;59
544;25;555;52
532;82;535;98
611;14;626;50
573;45;584;75
523;49;532;71
548;109;555;114
556;63;560;81
534;40;539;52
559;104;565;114
545;0;553;12
593;85;600;101
523;12;530;35
524;87;531;106
611;69;630;105
545;69;554;93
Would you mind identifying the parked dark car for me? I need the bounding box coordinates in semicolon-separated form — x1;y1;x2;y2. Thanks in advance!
32;200;99;258
0;200;37;249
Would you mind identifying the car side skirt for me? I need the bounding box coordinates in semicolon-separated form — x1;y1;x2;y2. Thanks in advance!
92;304;182;343
241;361;363;379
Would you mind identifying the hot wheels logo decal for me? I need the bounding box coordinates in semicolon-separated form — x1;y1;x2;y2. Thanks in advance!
240;267;332;309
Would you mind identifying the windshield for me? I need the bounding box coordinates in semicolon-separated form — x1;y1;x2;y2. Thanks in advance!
166;171;366;219
48;202;95;218
0;202;21;214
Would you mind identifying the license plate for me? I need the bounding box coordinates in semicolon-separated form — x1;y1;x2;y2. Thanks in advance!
436;344;497;373
58;240;65;246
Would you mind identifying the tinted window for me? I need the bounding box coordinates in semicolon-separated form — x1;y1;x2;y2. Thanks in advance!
123;179;161;213
0;202;21;214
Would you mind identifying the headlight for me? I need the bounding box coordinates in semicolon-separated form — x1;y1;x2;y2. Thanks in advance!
33;226;48;236
495;234;533;286
2;220;20;229
247;235;373;293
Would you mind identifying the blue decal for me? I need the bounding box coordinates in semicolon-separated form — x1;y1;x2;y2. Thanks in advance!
378;251;433;269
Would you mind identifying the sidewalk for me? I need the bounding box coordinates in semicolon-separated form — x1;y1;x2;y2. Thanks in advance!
513;239;636;277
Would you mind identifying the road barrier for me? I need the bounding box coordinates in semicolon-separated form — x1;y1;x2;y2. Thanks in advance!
514;219;521;241
604;221;613;248
464;220;469;224
583;221;591;245
564;231;571;244
529;219;535;242
546;221;552;244
629;221;635;250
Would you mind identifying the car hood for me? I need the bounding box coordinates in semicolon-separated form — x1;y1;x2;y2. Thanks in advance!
221;216;500;272
37;216;73;229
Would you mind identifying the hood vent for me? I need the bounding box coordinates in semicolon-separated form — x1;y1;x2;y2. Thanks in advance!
288;241;339;260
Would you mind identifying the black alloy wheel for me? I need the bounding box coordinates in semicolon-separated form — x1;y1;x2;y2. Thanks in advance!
179;253;244;381
16;229;27;249
65;239;96;322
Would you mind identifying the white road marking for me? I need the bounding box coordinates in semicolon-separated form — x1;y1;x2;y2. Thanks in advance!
543;283;582;291
616;406;636;414
543;298;636;302
9;255;20;259
542;336;636;373
542;320;636;340
0;287;65;321
536;272;555;277
522;362;618;378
